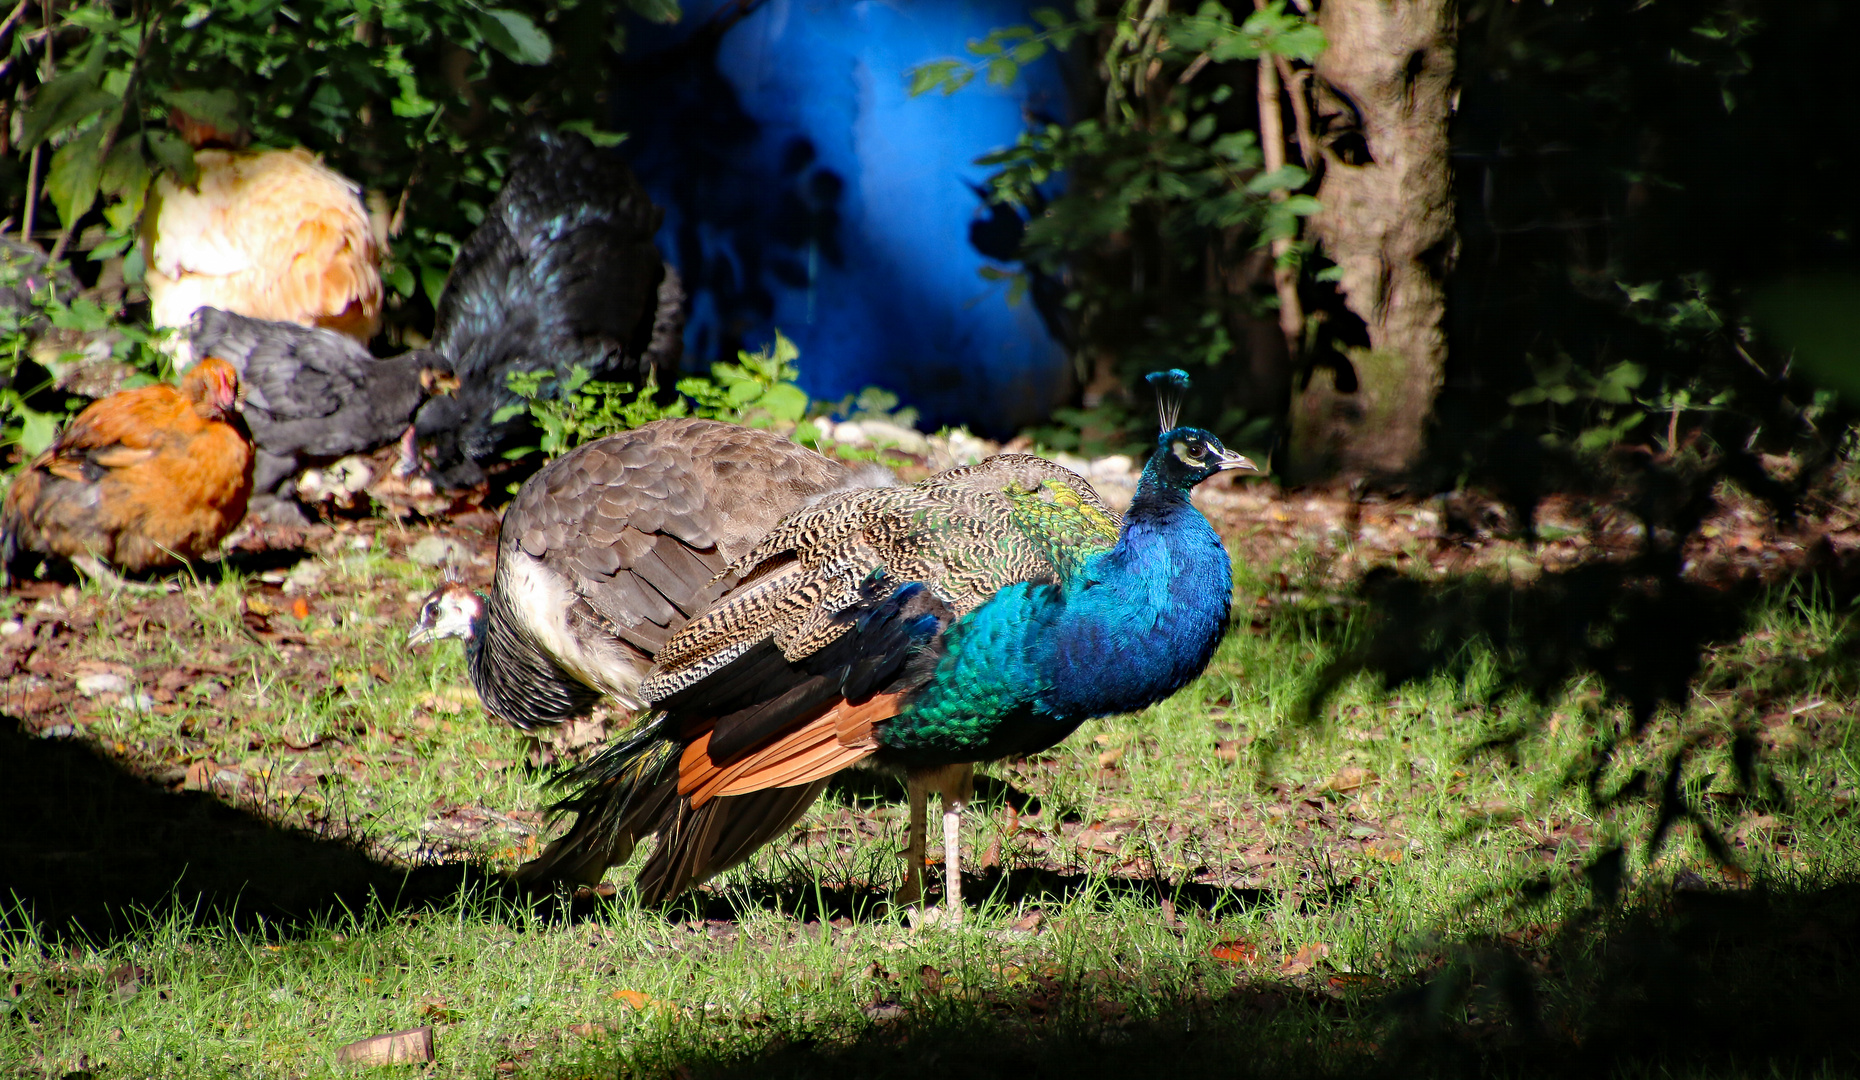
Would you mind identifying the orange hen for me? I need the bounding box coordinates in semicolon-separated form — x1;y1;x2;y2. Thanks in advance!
1;358;254;579
143;148;384;357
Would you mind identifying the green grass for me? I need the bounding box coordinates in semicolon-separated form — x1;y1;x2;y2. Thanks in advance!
3;535;1859;1077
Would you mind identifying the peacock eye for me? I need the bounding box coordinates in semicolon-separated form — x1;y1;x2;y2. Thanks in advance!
1172;438;1205;465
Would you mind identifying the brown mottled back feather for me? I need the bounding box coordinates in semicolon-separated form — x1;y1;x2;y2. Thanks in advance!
479;418;894;723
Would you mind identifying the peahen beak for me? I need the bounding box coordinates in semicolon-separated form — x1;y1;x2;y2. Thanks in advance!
1213;447;1258;472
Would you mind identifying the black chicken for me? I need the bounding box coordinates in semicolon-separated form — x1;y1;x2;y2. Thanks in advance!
187;308;456;518
414;128;683;488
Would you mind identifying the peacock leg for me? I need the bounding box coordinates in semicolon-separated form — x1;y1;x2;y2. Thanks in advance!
935;764;975;921
893;771;932;907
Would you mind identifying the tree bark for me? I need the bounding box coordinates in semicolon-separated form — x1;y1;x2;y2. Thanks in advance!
1291;0;1458;480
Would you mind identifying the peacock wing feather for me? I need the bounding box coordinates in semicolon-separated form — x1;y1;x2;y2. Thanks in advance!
484;418;890;717
1000;474;1122;580
641;454;1117;702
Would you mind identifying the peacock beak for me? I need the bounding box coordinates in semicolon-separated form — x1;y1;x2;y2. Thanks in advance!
1213;448;1258;472
407;623;435;646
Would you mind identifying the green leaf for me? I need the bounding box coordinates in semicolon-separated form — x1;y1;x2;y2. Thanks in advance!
158;87;244;137
47;127;107;230
623;0;682;24
1245;164;1310;194
145;131;199;187
385;263;415;298
758;383;808;423
986;58;1020;87
557;120;628;148
1752;277;1860;401
19;409;59;459
422;264;450;308
20;44;112;150
1210;131;1260;164
479;10;553;66
99;137;152;224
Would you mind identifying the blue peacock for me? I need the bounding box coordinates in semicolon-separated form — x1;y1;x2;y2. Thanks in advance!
514;369;1254;910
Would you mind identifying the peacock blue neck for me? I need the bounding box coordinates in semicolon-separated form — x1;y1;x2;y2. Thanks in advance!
878;448;1234;766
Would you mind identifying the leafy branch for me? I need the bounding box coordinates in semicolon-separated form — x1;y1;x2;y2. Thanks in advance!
908;0;1326;416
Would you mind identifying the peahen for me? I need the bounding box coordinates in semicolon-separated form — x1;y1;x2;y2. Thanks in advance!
517;370;1253;911
408;418;894;729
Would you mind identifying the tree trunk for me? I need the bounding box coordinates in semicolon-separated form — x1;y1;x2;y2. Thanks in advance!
1290;0;1458;480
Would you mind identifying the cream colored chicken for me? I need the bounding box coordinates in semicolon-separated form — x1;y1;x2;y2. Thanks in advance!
143;148;383;363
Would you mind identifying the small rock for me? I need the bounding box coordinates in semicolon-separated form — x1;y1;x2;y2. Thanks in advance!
76;673;129;697
942;428;993;466
406;535;468;567
332;457;374;494
1;619;23;635
858;420;930;456
1089;454;1136;481
282;561;327;595
38;724;75;739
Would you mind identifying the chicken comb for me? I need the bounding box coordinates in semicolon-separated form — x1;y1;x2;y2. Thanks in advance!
182;358;242;416
1147;369;1191;432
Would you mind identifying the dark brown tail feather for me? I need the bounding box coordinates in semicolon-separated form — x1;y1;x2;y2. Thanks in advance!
517;730;829;902
634;781;829;905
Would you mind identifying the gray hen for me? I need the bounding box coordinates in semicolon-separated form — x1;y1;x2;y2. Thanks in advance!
188;308;456;509
409;417;893;731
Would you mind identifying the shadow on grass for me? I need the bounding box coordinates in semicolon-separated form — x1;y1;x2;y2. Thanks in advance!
0;710;502;939
617;879;1860;1080
0;710;1258;941
669;864;1271;926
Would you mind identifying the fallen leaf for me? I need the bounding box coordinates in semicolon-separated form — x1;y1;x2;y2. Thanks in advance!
291;597;311;620
1097;746;1125;768
609;989;659;1010
1324;767;1375;794
1214;739;1242;763
1009;911;1045;935
1208;939;1259;964
1276;942;1331;976
183;760;214;790
917;965;945;994
419;687;476;714
108;964;146;1000
245;597;276;618
566;1021;614;1039
334;1026;434;1066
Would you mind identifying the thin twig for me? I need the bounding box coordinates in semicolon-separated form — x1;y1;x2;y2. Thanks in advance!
20;147;40;243
1253;6;1304;360
0;0;31;42
19;0;56;245
1275;56;1316;171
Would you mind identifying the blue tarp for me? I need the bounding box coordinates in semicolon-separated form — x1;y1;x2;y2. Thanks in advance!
615;0;1073;435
